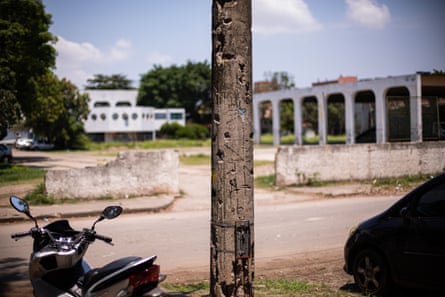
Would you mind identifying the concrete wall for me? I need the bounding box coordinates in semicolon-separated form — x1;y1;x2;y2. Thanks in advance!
275;142;445;186
45;150;179;199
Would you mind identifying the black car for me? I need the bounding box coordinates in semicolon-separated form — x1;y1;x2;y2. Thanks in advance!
0;144;12;163
344;173;445;296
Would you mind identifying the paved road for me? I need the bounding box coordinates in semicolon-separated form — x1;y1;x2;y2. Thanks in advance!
0;194;399;277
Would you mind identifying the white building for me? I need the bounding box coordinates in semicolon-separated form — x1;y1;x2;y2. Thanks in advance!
84;90;185;142
253;73;445;145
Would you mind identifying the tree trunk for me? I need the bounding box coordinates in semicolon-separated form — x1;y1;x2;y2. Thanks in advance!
210;0;254;296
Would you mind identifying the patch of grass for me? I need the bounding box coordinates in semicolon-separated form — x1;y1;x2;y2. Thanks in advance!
87;139;211;151
254;160;274;167
163;282;209;295
162;280;360;297
24;183;55;205
180;154;210;165
259;133;347;145
0;164;46;186
255;174;275;188
368;174;432;188
23;183;118;206
366;174;434;193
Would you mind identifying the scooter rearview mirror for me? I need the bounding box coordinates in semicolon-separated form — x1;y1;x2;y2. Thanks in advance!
91;206;122;230
9;196;38;227
10;196;29;213
102;206;123;220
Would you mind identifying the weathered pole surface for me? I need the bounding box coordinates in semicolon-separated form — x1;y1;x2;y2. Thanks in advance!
210;0;254;297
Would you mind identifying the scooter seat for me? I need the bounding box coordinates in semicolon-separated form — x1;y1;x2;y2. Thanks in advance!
80;256;141;292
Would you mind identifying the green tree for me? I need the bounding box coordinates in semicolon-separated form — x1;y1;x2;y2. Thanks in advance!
138;61;211;124
0;89;19;139
328;102;345;135
0;0;57;138
26;72;90;149
54;79;90;149
27;71;65;141
85;73;134;90
302;98;318;133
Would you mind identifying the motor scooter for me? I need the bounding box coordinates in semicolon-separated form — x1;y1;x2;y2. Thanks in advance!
9;195;165;297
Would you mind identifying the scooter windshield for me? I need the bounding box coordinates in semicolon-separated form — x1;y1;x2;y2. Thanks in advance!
44;220;75;234
33;220;81;252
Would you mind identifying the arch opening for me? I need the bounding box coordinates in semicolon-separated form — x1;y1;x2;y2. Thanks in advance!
327;93;345;144
302;96;318;144
355;90;376;143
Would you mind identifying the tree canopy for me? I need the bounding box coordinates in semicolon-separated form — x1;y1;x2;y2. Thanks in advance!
0;0;57;139
26;71;90;148
138;61;211;124
0;0;90;148
85;74;134;90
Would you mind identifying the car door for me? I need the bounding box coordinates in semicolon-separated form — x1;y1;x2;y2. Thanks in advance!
397;179;445;288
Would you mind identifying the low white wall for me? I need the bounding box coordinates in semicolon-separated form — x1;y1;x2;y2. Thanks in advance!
45;150;179;199
275;142;445;186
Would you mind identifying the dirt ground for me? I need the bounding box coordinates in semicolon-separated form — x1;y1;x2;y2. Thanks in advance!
167;247;352;287
0;249;352;297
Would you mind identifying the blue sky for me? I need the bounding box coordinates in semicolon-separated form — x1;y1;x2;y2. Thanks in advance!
42;0;445;90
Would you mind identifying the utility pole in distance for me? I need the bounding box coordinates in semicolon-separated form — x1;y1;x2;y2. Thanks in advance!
210;0;254;297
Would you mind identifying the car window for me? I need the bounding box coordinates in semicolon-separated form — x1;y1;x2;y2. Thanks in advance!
415;182;445;217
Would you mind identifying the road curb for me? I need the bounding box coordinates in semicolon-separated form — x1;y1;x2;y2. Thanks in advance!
0;196;176;224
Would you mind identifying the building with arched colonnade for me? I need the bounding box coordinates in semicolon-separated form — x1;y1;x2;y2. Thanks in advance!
253;73;445;145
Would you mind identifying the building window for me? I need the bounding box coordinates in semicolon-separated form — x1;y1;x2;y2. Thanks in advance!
100;113;106;120
155;113;167;120
122;113;129;120
94;101;110;107
170;113;183;120
116;101;132;107
91;114;97;121
112;113;119;120
132;113;138;120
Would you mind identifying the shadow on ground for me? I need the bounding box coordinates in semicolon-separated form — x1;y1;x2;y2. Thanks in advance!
10;156;52;170
164;292;209;297
0;257;32;297
339;282;444;297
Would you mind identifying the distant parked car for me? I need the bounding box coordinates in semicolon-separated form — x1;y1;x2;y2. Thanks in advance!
15;138;33;150
344;173;445;295
30;139;54;150
0;144;12;163
16;138;54;150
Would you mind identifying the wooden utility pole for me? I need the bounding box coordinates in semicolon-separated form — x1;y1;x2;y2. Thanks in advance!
210;0;254;296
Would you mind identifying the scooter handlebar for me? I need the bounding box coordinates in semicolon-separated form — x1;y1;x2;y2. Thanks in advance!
11;230;32;239
94;233;113;245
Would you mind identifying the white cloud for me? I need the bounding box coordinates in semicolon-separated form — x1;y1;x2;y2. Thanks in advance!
109;39;132;61
254;0;322;34
146;51;174;66
53;36;132;88
346;0;390;29
55;36;102;64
